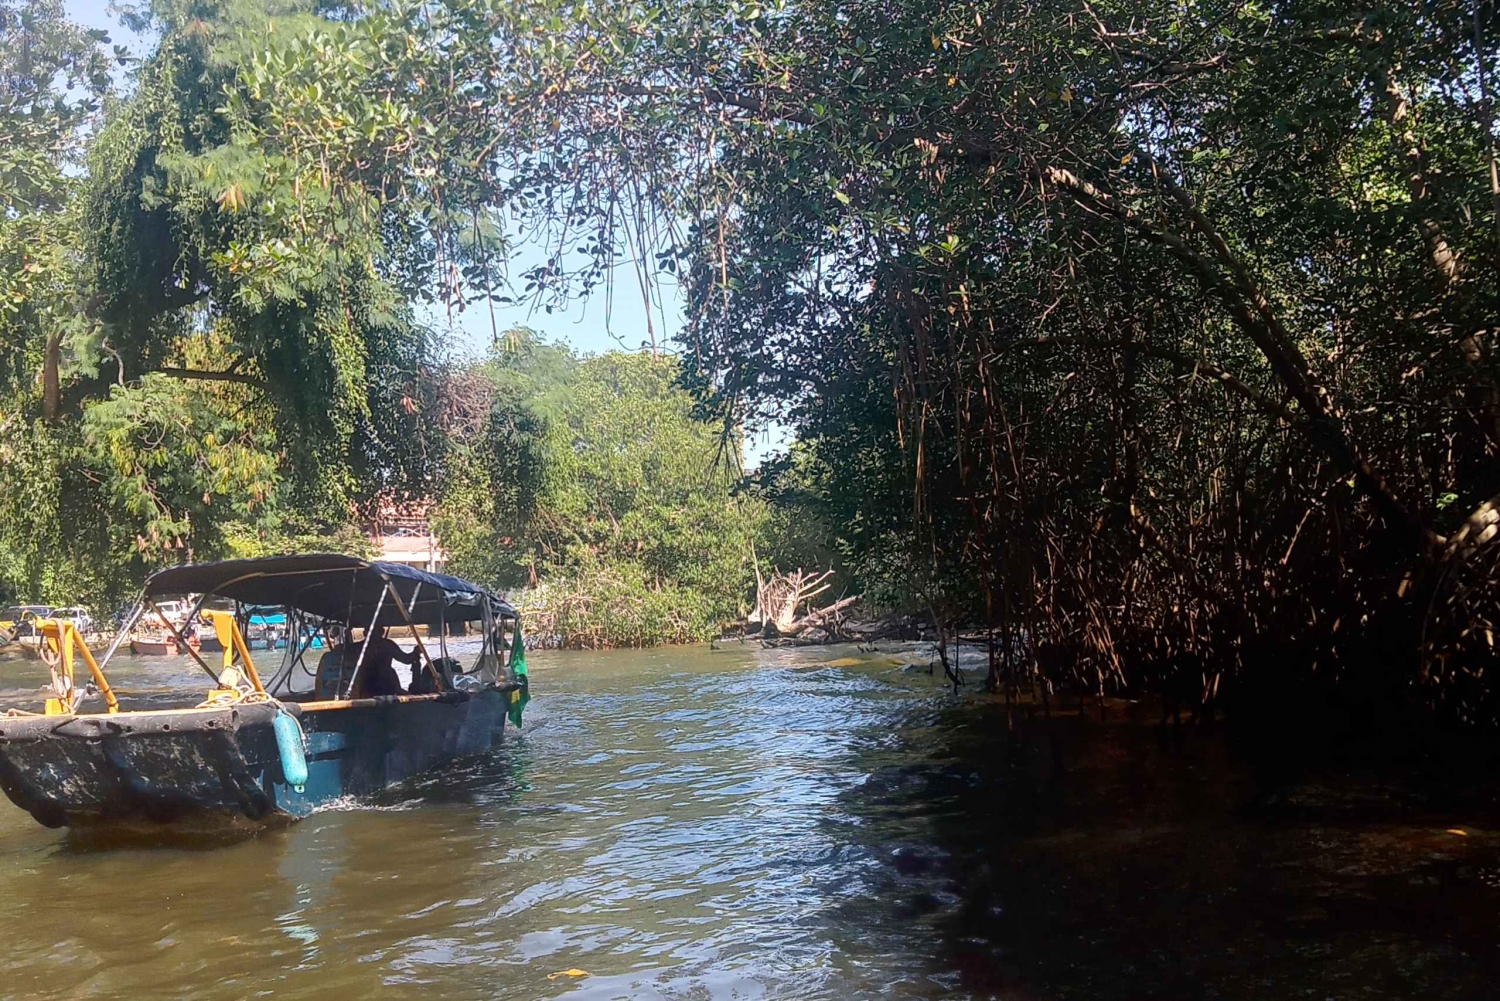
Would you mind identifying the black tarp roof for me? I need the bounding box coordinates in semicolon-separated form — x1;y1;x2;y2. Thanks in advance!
142;555;516;626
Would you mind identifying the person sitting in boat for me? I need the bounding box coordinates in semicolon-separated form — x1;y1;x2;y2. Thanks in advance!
351;625;418;699
407;657;438;695
408;656;459;695
315;628;352;698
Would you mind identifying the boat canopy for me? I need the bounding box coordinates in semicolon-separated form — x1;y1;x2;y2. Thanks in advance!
142;555;516;627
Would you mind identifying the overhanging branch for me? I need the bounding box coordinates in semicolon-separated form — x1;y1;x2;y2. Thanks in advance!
156;367;270;391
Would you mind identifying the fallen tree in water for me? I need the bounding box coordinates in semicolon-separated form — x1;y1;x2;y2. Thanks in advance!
732;568;865;644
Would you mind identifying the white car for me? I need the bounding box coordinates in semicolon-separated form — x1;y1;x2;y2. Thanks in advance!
148;599;192;628
51;606;94;634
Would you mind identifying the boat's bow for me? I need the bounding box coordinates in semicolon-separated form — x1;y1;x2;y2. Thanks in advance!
0;703;287;832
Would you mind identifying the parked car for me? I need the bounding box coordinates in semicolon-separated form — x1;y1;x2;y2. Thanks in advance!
147;599;192;629
51;606;94;635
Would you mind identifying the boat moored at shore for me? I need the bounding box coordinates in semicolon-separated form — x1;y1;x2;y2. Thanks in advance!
129;632;195;656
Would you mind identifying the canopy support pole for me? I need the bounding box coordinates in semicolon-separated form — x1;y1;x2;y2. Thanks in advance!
385;580;444;690
146;599;221;686
96;599;143;671
480;600;498;680
342;587;387;698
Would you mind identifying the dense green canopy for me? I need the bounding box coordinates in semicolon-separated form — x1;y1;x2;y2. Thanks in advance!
213;0;1500;716
0;0;769;637
0;0;452;607
8;0;1500;726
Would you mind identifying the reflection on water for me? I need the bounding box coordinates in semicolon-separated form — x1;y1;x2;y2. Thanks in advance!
0;643;1497;999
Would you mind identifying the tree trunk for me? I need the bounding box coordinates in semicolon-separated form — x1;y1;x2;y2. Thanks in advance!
42;331;60;423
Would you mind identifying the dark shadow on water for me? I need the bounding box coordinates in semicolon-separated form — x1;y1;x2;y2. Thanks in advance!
836;697;1500;999
61;817;293;853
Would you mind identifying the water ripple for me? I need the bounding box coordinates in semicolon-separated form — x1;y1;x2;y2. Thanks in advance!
0;644;951;998
6;642;1488;998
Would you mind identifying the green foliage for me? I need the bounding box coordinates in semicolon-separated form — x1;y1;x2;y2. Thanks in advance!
520;556;729;649
20;0;1500;711
753;444;870;602
80;374;281;553
435;340;763;646
0;417;153;611
80;0;446;510
0;0;445;609
0;0;117;401
214;0;1500;714
219;518;374;561
0;0;114;212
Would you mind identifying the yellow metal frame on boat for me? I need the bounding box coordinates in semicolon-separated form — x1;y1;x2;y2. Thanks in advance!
205;610;265;693
37;619;118;715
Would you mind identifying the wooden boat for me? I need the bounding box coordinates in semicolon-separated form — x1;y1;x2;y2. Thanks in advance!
130;631;198;656
0;555;529;834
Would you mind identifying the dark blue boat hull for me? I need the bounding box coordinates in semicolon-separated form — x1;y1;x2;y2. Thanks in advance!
0;687;514;833
271;690;510;816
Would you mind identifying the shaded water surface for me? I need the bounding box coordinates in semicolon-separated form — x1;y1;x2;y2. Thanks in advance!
0;643;1497;999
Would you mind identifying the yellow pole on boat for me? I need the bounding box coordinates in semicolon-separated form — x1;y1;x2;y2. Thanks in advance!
211;612;235;671
207;610;265;693
38;619;119;715
384;581;445;690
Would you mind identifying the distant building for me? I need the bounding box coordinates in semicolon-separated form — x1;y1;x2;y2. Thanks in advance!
367;502;447;573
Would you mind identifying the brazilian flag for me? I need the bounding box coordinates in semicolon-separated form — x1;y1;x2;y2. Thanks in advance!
507;621;530;728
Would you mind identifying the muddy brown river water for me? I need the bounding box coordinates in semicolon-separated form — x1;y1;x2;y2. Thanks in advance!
0;641;1496;999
